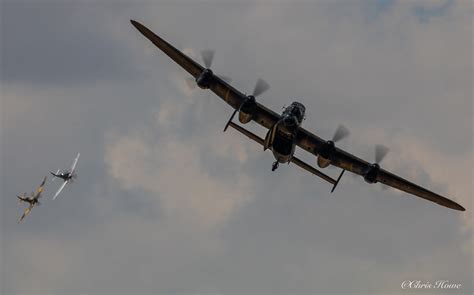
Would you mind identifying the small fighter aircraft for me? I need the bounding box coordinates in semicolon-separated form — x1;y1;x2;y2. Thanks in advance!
130;20;465;211
50;153;80;200
17;176;47;223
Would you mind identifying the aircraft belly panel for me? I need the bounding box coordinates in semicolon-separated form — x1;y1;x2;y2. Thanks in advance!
272;134;294;162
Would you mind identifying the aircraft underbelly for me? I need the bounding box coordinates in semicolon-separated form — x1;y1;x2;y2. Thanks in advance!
272;133;294;163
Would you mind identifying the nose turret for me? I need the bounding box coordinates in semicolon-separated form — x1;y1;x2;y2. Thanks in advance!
283;114;298;127
282;101;306;125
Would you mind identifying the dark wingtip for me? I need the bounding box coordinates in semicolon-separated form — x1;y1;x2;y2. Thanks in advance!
130;20;149;36
457;204;466;212
130;19;140;28
447;201;465;211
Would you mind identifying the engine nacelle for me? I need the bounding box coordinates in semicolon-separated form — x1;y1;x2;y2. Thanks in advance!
238;95;257;124
317;141;335;168
363;163;380;183
196;69;214;89
317;156;331;168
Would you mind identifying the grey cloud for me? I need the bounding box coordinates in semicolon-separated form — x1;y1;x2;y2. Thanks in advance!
413;0;454;23
1;1;141;85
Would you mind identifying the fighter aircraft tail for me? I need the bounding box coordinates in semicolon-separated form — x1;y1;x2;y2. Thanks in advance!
17;195;28;203
50;169;60;182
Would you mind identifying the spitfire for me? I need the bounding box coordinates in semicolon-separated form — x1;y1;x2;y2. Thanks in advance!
17;176;47;223
131;20;465;212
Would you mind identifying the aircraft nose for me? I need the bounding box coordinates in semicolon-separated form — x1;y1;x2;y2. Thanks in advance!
283;115;297;126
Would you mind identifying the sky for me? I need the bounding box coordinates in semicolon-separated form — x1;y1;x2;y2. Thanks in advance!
0;0;472;294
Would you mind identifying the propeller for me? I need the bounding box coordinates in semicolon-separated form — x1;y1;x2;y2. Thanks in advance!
373;145;389;189
375;144;389;164
252;78;270;97
349;144;390;183
332;125;350;143
186;50;231;90
201;50;215;68
325;125;349;169
223;78;269;132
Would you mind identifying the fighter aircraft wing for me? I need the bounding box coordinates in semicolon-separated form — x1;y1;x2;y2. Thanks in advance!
52;180;68;200
18;204;34;223
34;176;47;197
70;153;80;173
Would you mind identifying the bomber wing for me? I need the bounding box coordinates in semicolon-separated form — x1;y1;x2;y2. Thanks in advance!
376;169;465;211
130;20;281;129
130;20;203;77
296;134;465;211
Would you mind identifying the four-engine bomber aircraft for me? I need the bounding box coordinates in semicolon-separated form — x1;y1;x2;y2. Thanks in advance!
17;176;47;223
50;153;80;200
130;20;465;211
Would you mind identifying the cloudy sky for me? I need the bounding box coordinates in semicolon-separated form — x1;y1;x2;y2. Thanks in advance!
1;0;472;294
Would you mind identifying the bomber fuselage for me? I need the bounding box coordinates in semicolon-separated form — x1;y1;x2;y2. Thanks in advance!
271;102;306;163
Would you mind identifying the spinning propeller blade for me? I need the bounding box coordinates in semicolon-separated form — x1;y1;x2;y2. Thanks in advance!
201;50;215;68
252;78;270;97
223;78;268;132
181;51;229;90
375;144;389;164
332;125;350;142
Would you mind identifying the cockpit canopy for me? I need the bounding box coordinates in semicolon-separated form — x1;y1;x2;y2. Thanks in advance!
283;101;306;122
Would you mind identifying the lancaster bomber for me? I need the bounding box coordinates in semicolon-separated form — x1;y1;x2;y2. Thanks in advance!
130;20;465;211
17;176;47;223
